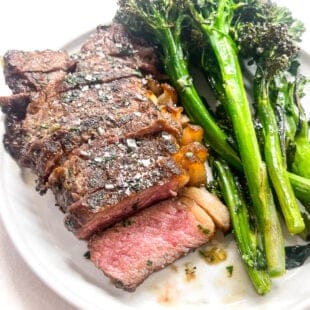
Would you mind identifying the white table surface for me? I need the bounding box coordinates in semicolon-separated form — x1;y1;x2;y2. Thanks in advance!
0;0;308;309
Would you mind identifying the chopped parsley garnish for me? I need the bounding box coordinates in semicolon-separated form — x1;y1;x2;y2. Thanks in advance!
69;127;81;132
122;218;132;227
226;265;234;277
84;251;90;259
197;224;210;235
184;263;197;281
39;123;49;129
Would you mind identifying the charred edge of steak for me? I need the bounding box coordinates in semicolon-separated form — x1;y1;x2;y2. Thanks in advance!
76;24;162;77
88;197;215;291
0;93;30;119
3;120;27;161
3;50;76;94
64;173;188;240
1;50;76;161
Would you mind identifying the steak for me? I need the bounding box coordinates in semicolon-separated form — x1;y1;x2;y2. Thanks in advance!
89;196;215;291
1;24;190;234
1;25;181;192
50;132;189;239
75;24;161;76
0;23;223;291
18;76;182;189
3;50;76;94
1;50;75;162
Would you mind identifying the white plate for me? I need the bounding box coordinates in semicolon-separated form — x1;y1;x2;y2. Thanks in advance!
0;1;310;309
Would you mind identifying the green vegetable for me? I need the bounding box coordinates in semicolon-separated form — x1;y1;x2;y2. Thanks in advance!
226;265;234;277
236;0;304;234
212;159;271;294
185;0;284;276
285;65;310;179
287;172;310;205
299;206;310;241
254;76;304;234
83;251;90;259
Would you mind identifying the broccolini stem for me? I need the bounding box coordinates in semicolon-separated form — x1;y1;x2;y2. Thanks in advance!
254;72;305;234
288;172;310;205
270;76;310;201
213;159;271;294
273;73;310;179
187;0;285;276
298;206;310;241
205;70;310;202
291;88;310;178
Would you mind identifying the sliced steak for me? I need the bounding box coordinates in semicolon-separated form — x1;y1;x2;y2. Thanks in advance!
18;77;181;189
1;50;75;161
75;24;161;76
0;23;218;292
0;93;30;117
1;93;30;160
3;50;76;93
2;25;180;193
89;197;215;291
51;133;189;239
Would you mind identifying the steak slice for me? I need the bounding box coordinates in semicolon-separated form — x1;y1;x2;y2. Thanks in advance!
1;93;30;160
18;76;181;189
49;132;189;239
75;24;161;76
89;197;215;291
3;50;76;93
1;50;75;162
0;93;30;117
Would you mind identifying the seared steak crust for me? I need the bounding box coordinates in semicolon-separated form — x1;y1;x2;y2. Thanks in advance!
53;133;188;239
2;25;181;193
49;132;181;209
3;50;76;93
18;76;181;188
76;24;161;76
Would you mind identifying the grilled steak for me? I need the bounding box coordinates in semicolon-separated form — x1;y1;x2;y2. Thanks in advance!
49;132;189;239
89;196;215;291
1;50;75;162
3;50;76;94
1;24;189;230
1;25;181;193
19;76;181;189
76;24;161;76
